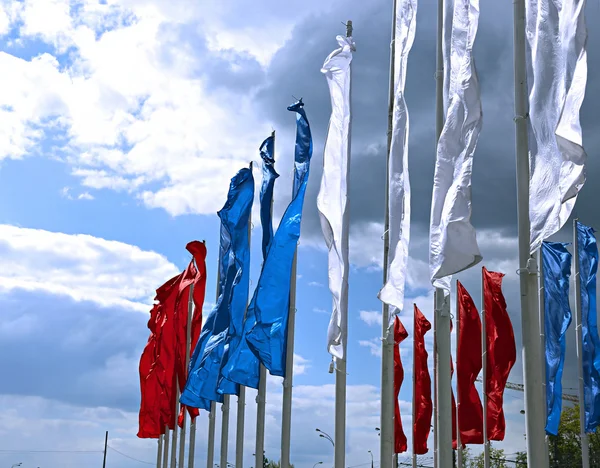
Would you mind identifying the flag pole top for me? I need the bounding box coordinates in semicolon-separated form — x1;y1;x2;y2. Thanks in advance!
346;20;353;37
271;129;275;137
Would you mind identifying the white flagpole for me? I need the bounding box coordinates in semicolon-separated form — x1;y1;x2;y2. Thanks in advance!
481;270;489;468
281;177;299;468
255;133;274;468
188;418;196;468
163;426;170;468
179;282;196;468
434;0;452;464
455;283;462;468
513;0;549;466
381;1;397;467
573;219;591;468
221;397;231;468
158;435;164;468
171;386;180;468
207;254;222;468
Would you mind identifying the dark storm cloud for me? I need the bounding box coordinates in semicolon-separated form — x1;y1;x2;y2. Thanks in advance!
251;0;600;243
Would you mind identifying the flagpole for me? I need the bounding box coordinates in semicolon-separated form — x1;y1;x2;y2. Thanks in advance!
381;0;397;467
171;387;181;467
455;283;462;468
481;269;489;468
538;248;550;455
432;330;437;468
163;426;170;468
434;0;452;465
573;219;590;468
513;0;549;466
189;418;196;468
256;132;274;468
178;282;196;468
234;162;253;468
158;435;164;468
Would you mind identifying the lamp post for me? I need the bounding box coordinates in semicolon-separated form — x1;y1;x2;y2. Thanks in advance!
316;428;334;447
313;462;324;468
368;450;374;464
375;427;381;437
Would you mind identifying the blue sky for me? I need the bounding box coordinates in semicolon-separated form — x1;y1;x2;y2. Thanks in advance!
2;1;600;467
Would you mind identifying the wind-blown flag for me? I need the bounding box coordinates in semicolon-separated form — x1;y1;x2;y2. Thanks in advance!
483;268;516;441
394;316;409;453
526;0;588;253
456;281;484;444
413;305;432;455
246;100;313;377
576;222;600;432
429;0;482;291
180;168;254;410
318;34;354;360
542;241;572;436
221;135;279;389
378;0;417;316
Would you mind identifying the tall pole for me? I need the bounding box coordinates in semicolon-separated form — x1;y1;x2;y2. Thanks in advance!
256;132;275;468
434;0;452;465
381;1;397;468
513;0;549;466
481;270;490;468
180;283;196;468
208;253;223;468
455;285;462;468
163;425;170;468
236;165;253;468
332;19;353;468
538;248;550;455
189;419;196;468
103;431;108;468
573;219;590;468
158;435;164;468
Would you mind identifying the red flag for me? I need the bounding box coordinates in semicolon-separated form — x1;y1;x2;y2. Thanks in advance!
483;267;516;441
413;305;432;455
394;316;409;454
456;281;484;444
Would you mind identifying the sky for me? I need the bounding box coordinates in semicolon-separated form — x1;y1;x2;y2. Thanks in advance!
0;0;600;467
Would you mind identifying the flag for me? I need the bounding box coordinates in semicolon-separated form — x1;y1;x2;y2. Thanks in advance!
221;135;279;389
394;316;409;453
483;267;516;441
429;0;483;291
542;241;572;436
576;222;600;432
413;305;432;455
246;100;313;377
456;281;484;444
378;0;417;315
180;168;254;410
526;0;588;253
318;34;354;360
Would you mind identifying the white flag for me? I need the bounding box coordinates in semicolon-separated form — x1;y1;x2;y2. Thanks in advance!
377;0;418;317
319;35;354;360
527;0;588;253
429;0;483;291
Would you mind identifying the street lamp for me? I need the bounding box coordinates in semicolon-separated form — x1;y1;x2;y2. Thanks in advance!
316;428;334;447
375;427;381;437
313;462;324;468
368;450;374;464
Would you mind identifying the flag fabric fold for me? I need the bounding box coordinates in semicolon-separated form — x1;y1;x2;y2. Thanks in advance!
413;305;432;455
456;281;484;444
394;316;409;454
429;0;483;290
576;222;600;433
221;135;279;389
542;241;572;436
245;100;313;377
378;0;417;316
318;34;354;360
180;168;254;410
483;267;516;441
526;0;588;253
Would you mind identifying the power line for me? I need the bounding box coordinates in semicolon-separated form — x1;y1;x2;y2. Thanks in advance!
0;449;102;453
107;445;154;465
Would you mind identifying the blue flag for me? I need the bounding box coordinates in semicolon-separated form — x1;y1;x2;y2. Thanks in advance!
577;221;600;433
245;100;313;377
220;134;280;389
180;167;254;410
542;241;572;436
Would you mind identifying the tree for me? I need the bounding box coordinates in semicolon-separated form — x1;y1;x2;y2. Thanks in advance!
472;447;509;468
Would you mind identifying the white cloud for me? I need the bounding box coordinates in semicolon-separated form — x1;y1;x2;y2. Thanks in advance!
313;307;328;314
77;191;94;200
308;281;324;287
359;338;381;357
359;310;383;327
0;224;179;311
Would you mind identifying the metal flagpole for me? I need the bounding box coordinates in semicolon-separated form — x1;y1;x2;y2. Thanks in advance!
163;426;170;468
256;132;274;468
381;1;397;467
455;284;462;468
171;388;180;468
158;435;164;468
189;419;196;468
513;0;549;465
179;282;196;468
573;219;590;468
332;19;353;468
481;269;489;468
434;0;452;465
538;249;550;455
235;163;253;468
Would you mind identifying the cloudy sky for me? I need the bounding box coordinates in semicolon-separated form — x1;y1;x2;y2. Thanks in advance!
0;0;599;467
